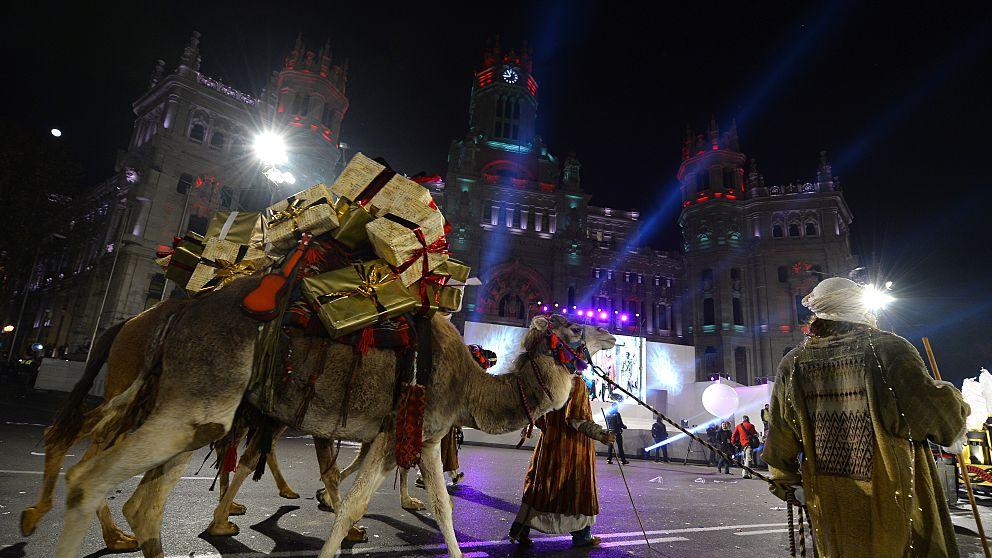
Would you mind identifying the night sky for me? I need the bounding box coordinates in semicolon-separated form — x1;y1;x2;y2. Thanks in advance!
2;2;990;383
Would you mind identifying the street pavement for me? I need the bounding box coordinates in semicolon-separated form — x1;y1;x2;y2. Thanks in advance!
0;391;990;558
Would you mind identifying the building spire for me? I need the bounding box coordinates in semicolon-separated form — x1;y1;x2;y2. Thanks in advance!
817;150;834;186
708;115;720;149
179;31;201;73
748;158;765;190
149;59;166;88
727;117;740;151
682;125;693;161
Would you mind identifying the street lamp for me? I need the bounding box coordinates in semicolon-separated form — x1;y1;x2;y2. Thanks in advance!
2;325;13;334
50;128;62;138
863;284;895;313
254;131;296;186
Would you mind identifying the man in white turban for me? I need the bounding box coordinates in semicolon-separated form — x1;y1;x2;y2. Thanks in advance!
763;277;969;557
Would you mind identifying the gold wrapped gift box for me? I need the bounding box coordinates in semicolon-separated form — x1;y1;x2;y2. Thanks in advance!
159;232;206;288
302;260;419;338
206;211;265;246
264;183;339;251
187;237;271;294
366;209;448;287
329;198;375;250
330;152;435;218
407;258;473;315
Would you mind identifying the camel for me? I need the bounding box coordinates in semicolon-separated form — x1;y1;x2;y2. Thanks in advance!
19;299;301;551
311;318;617;518
46;275;604;558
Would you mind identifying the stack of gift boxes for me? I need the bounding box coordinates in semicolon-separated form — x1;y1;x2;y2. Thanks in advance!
156;153;473;338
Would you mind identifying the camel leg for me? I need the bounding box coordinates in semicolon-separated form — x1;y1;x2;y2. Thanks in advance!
207;425;286;536
317;432;395;558
338;441;371;480
216;444;246;516
420;441;461;558
20;436;77;536
314;437;341;512
266;442;299;499
399;467;426;511
122;451;193;558
96;501;139;552
53;416;213;558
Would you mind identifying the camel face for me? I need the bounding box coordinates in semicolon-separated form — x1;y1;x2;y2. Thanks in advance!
582;325;616;356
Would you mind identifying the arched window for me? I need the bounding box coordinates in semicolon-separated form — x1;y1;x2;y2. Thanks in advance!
703;297;715;325
701;268;714;291
777;266;788;283
805;222;818;236
704;346;718;377
209;131;225;150
732;297;744;326
788;223;801;237
498;293;524;319
773;224;784;238
734;347;748;384
189;122;205;143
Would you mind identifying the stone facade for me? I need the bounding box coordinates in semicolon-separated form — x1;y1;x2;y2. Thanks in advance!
677;120;856;383
436;40;686;343
23;33;347;358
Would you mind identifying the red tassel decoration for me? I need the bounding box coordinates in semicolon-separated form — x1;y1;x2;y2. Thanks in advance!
356;326;375;355
222;445;238;473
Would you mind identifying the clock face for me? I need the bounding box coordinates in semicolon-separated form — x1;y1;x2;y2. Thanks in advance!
502;67;519;84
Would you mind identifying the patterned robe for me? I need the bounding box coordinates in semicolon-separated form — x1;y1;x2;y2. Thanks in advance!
764;329;968;558
518;376;600;533
441;427;459;473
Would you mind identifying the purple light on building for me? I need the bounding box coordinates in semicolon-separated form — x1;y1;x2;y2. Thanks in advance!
620;314;629;322
599;311;608;320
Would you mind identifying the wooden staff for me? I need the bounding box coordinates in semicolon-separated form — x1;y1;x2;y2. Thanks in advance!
922;336;991;558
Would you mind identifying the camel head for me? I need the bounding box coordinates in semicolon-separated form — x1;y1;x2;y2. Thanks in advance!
524;314;616;360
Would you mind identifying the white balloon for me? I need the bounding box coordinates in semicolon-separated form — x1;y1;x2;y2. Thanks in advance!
702;382;739;418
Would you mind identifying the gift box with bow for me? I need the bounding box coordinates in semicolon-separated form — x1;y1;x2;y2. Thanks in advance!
187;237;272;294
302;260;419;338
264;183;338;251
155;232;206;288
407;258;473;315
331;152;436;219
366;207;448;286
206;211;265;246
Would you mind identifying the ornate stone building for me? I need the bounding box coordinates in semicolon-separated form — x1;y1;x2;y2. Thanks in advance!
23;32;348;358
678;119;856;382
434;40;686;343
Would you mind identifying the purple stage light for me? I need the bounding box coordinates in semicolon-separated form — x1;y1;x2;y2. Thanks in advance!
562;308;568;314
599;311;608;320
542;305;548;312
621;314;629;322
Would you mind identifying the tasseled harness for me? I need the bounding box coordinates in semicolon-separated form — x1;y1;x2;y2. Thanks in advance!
515;327;589;439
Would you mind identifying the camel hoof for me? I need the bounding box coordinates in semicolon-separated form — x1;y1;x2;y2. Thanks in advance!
228;502;247;516
279;487;300;499
401;497;427;511
346;524;368;543
316;489;334;512
20;507;43;536
207;521;240;537
104;531;139;552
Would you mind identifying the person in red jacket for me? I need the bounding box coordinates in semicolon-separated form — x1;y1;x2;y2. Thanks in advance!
731;415;759;479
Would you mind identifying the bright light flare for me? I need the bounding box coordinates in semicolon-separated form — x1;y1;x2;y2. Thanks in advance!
253;132;289;165
863;284;895;312
2;325;14;333
50;128;62;137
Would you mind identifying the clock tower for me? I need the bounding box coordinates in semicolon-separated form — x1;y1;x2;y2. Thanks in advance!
468;37;538;146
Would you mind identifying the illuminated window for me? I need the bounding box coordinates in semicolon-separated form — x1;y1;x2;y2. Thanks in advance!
607;270;613;280
624;272;631;283
505;207;514;227
520;207;528;229
534;211;543;231
549;213;557;234
490;204;499;226
594;269;600;279
654;276;660;286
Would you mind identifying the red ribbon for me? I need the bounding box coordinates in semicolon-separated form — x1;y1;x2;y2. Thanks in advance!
391;226;450;313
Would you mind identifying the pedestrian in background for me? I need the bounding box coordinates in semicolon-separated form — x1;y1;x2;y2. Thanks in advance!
760;403;771;435
651;416;669;462
605;402;629;465
706;423;719;466
715;422;734;474
732;415;759;479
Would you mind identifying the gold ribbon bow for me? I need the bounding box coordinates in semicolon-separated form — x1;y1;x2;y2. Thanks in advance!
322;262;394;305
202;258;266;291
268;198;308;231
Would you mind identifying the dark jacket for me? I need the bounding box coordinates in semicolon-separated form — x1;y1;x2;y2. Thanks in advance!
706;424;719;443
651;421;668;441
605;411;627;434
716;428;734;454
